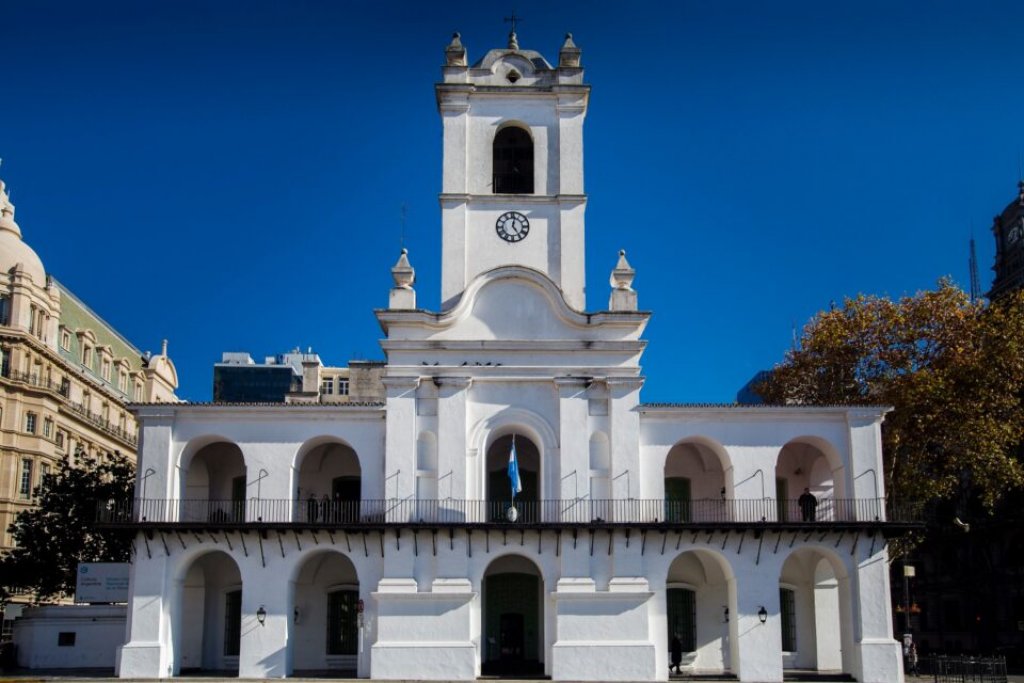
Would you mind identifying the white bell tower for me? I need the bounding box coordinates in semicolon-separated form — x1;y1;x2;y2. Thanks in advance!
436;30;589;310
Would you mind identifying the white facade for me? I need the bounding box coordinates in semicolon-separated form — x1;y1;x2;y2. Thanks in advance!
116;32;907;683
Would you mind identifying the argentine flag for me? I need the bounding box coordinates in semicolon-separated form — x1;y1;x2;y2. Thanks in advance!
507;438;523;500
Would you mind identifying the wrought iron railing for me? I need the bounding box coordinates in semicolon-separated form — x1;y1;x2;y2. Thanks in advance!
97;497;923;526
921;655;1008;683
1;367;137;445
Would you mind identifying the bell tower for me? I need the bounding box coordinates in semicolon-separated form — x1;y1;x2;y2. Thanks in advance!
436;30;589;310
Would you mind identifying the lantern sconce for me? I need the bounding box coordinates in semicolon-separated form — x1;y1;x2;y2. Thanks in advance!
723;606;729;623
294;606;300;624
256;605;267;626
758;606;768;624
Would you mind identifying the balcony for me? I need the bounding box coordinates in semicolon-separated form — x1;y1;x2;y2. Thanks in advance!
97;497;924;531
1;368;138;446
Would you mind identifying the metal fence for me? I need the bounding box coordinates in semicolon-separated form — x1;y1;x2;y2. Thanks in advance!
921;655;1008;683
97;497;920;526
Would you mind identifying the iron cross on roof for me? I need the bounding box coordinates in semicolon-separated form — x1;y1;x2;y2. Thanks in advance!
504;11;522;49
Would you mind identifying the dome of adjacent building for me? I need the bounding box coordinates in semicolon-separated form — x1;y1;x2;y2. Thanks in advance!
0;180;47;285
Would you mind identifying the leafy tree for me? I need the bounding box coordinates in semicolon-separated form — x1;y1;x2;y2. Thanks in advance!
0;451;134;603
758;280;1024;509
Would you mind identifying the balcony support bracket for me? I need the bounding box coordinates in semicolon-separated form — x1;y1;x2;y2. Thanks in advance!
257;533;265;568
176;531;187;550
239;532;248;558
834;530;844;548
223;532;233;552
467;529;473;558
159;532;169;556
850;530;859;556
293;530;302;552
736;529;745;555
277;530;285;558
143;535;151;560
755;532;763;565
660;530;667;556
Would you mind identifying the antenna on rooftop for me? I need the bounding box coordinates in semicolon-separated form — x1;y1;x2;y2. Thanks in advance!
969;231;980;302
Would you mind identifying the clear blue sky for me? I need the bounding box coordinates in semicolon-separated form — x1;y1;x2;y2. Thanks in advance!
4;1;1023;402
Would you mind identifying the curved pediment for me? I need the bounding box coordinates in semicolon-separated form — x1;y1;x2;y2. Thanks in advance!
441;267;589;341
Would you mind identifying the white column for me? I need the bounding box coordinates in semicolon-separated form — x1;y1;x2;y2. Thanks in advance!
116;550;170;678
238;561;289;678
852;546;903;683
733;552;784;683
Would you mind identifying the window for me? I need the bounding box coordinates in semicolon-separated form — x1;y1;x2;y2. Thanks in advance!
780;587;797;652
61;330;71;350
28;305;37;335
321;377;334;395
117;370;128;393
223;590;242;656
82;346;92;367
134;382;143;402
101;359;111;381
56;430;66;449
60;377;70;397
43;417;52;438
25;412;37;434
338;378;350;396
0;296;9;325
41;463;51;484
492;126;534;194
327;589;359;655
57;632;76;647
19;459;33;498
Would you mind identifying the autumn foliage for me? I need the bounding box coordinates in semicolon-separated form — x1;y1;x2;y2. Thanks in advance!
758;280;1024;508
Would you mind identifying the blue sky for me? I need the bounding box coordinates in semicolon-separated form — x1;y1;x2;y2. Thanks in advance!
4;1;1023;402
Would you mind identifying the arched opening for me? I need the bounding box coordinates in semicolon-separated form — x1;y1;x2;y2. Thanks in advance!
182;441;247;523
175;551;243;675
296;440;362;523
291;551;360;676
775;439;846;522
778;548;853;675
486;434;540;522
665;550;736;676
492;126;534;194
664;439;729;523
482;555;543;676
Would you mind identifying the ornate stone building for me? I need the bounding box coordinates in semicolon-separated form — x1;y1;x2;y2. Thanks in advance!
0;177;177;630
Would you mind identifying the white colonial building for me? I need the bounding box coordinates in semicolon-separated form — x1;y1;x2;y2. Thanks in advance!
112;31;914;683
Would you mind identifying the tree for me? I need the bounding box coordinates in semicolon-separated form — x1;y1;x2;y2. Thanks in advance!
0;451;134;603
758;280;1024;509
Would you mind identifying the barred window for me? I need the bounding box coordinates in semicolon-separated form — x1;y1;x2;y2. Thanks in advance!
223;589;242;656
780;587;797;652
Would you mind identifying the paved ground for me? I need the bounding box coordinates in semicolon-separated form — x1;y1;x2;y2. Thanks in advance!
2;676;1023;683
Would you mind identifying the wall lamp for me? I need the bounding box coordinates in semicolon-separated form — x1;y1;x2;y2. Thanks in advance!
256;605;267;626
758;606;768;624
723;606;729;623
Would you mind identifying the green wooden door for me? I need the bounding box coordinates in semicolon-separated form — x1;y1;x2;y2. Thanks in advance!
665;477;692;523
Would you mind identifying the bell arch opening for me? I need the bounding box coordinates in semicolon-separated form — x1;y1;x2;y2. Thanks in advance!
492;126;534;194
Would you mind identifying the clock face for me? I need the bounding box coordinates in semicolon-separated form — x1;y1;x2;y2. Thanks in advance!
1009;222;1022;245
495;211;530;243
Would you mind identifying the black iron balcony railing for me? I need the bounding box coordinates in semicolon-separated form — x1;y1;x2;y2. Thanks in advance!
1;367;138;446
97;497;924;527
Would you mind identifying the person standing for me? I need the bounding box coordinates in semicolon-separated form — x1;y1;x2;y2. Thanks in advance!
799;487;818;522
670;633;682;675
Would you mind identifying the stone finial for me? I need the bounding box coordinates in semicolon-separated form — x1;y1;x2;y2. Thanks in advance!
0;179;21;238
559;32;581;68
161;339;169;356
610;250;635;290
609;250;638;311
445;32;467;66
390;249;417;309
507;30;519;50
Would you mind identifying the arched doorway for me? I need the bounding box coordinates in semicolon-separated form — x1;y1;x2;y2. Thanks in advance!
292;551;360;676
778;548;853;675
175;550;243;675
482;555;543;676
664;439;730;523
486;434;539;523
296;440;361;523
665;550;736;676
775;439;846;522
181;441;246;523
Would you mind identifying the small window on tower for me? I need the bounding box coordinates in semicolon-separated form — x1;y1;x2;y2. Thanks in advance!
506;69;521;83
493;126;534;194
